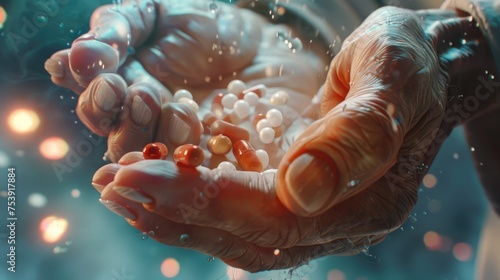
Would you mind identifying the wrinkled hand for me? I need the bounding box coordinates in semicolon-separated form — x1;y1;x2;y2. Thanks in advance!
46;0;327;162
90;6;492;272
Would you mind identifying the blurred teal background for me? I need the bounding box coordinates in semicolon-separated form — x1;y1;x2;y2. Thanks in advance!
0;0;491;279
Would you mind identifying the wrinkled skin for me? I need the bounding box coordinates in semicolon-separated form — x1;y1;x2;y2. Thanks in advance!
46;0;497;272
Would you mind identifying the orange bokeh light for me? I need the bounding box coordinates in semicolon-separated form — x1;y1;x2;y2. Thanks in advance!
327;269;346;280
0;6;6;28
39;137;69;160
423;174;437;188
7;109;40;134
453;242;473;262
226;266;247;280
423;231;442;251
161;258;180;278
40;216;68;243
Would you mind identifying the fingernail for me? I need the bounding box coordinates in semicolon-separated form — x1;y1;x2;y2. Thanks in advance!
113;186;153;204
44;58;64;78
131;95;152;126
94;81;117;111
168;113;191;145
92;182;105;193
284;152;338;215
99;198;137;220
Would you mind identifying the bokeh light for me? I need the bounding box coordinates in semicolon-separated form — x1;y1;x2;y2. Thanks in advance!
226;266;247;280
328;269;346;280
160;258;180;278
40;216;68;243
39;137;69;160
7;109;40;133
423;174;437;188
71;188;81;198
423;231;442;251
453;243;473;262
0;5;6;29
0;150;10;168
28;193;47;208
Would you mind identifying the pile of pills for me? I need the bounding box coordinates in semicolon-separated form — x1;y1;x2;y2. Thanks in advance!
142;80;289;172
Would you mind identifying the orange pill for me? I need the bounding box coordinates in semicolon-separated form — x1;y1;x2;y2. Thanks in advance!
207;134;232;156
242;84;267;98
210;120;250;144
142;142;168;160
232;140;263;172
173;144;205;167
252;113;266;129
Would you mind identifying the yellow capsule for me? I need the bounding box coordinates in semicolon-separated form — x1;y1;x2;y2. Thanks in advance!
207;135;232;156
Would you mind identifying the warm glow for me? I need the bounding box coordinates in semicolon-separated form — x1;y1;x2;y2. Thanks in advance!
453;242;473;262
161;258;180;278
71;189;81;198
8;109;40;133
39;137;69;160
226;266;247;280
0;6;6;28
328;269;346;280
40;216;68;243
423;174;437;188
423;231;442;251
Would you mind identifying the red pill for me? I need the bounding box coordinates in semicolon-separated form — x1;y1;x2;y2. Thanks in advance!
210;120;250;144
202;112;217;133
173;144;205;167
211;92;225;118
232;140;263;172
142;142;169;160
242;84;267;98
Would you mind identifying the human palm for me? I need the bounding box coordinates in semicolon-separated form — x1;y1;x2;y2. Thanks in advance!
47;1;493;272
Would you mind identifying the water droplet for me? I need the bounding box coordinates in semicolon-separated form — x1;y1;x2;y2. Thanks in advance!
448;42;453;46
423;211;427;215
470;147;475;152
480;162;484;166
59;95;64;100
209;2;219;13
274;249;281;256
148;231;155;237
179;234;190;243
36;15;48;24
140;232;149;240
69;29;74;33
276;31;303;52
491;75;495;80
410;226;415;230
346;180;360;190
207;256;215;262
400;227;404;231
485;70;489;74
461;38;467;44
59;22;65;30
146;2;154;13
453;153;460;160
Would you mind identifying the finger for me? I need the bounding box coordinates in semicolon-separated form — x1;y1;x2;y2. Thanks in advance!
76;73;127;136
45;49;84;94
66;1;157;87
110;160;313;248
276;8;443;217
99;181;344;272
91;152;145;192
107;81;163;162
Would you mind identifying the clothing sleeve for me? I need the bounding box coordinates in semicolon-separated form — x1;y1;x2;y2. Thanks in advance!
442;0;500;71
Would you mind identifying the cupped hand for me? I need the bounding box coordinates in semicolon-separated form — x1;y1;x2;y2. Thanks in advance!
90;6;492;272
45;0;327;162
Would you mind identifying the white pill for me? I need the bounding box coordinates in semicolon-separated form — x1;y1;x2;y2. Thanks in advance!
218;161;237;171
227;80;247;94
243;92;259;106
178;97;199;113
233;100;250;119
270;90;289;106
255;149;269;168
221;93;238;109
173;89;193;102
266;109;283;127
259;127;275;144
256;119;272;133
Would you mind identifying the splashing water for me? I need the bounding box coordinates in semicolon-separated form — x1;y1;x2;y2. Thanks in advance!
276;31;303;53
